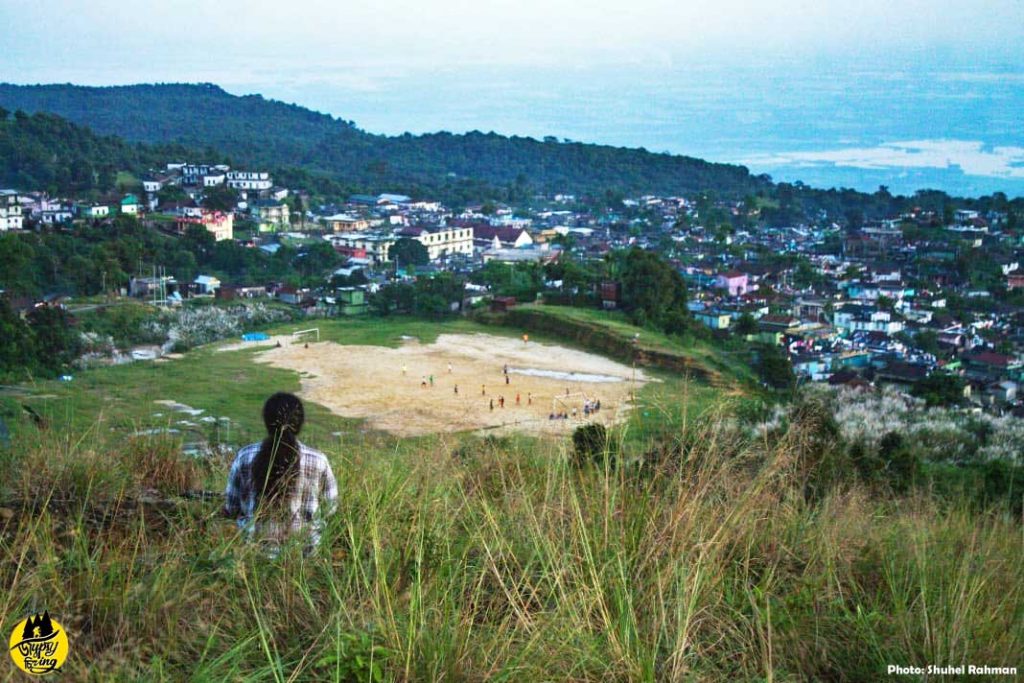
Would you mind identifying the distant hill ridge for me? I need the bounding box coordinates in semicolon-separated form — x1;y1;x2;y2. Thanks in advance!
0;82;769;198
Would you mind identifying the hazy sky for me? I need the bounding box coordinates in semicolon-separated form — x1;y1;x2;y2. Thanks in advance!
2;0;1022;194
2;0;1022;83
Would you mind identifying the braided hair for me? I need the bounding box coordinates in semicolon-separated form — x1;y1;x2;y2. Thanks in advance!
251;392;305;508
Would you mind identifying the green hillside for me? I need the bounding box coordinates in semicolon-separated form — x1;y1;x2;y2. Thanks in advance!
0;109;200;194
0;83;769;198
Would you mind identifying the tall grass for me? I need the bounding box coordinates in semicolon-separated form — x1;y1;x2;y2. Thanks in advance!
0;403;1021;681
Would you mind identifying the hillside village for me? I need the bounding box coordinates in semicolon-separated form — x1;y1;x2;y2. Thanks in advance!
2;158;1023;412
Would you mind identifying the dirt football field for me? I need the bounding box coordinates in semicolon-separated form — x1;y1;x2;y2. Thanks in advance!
225;332;650;437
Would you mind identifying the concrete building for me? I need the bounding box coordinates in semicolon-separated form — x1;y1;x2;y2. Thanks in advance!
0;192;24;230
251;200;290;231
175;209;234;241
398;225;474;261
226;171;272;191
325;233;395;264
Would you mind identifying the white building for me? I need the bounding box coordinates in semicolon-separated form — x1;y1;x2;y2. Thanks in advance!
0;192;24;230
398;225;474;261
181;164;229;186
202;172;226;187
325;233;396;264
40;208;73;226
834;306;904;335
226;171;273;191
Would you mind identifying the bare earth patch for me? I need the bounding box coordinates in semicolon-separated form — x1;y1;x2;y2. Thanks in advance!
236;333;649;437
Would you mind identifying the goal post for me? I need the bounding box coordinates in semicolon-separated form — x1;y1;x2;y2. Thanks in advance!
292;328;320;343
551;391;591;414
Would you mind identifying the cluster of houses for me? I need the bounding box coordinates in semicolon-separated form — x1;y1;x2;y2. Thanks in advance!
674;205;1024;411
3;163;1023;412
0;162;290;241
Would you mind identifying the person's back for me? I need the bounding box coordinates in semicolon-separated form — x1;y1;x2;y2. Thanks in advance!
224;392;338;555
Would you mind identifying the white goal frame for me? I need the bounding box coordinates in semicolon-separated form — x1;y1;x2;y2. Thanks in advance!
551;391;592;414
292;328;321;343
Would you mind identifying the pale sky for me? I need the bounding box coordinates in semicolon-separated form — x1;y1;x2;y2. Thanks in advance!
2;0;1022;195
1;0;1022;83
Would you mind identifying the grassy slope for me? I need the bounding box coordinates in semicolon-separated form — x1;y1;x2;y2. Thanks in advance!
515;304;758;384
3;315;1020;680
1;405;1021;680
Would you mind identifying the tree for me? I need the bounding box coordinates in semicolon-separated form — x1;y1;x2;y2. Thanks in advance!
877;431;920;494
202;184;239;212
572;423;617;468
157;184;189;205
618;248;689;334
475;261;543;301
412;272;464;318
0;299;37;380
734;313;758;336
0;234;40;296
295;242;342;280
390;238;429;268
26;306;83;376
911;373;966;407
757;343;795;390
182;224;216;259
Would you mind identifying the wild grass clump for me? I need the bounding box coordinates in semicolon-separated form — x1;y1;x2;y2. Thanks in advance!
1;400;1022;681
117;434;209;495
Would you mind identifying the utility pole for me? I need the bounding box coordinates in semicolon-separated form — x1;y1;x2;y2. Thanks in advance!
631;333;640;402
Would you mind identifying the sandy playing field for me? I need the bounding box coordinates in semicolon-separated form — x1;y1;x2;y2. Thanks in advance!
223;332;649;437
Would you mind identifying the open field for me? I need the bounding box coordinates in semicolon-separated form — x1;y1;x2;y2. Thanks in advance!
227;333;649;437
3;315;735;450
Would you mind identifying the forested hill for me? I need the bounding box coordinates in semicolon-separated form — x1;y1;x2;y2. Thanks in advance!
0;82;769;198
0;107;203;194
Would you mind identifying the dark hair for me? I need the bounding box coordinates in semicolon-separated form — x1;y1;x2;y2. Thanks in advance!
251;392;305;508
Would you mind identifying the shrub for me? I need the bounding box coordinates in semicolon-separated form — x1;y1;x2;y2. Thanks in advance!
785;394;860;502
572;422;616;468
311;628;391;682
877;431;921;494
119;436;206;495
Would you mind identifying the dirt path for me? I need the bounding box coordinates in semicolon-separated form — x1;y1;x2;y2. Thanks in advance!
241;333;649;437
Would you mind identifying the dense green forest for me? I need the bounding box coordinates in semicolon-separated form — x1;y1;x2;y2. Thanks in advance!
0;83;769;198
0;108;200;195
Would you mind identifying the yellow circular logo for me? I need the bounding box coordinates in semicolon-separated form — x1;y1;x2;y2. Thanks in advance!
8;611;69;675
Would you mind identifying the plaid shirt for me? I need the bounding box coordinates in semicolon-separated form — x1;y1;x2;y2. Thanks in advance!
224;440;338;550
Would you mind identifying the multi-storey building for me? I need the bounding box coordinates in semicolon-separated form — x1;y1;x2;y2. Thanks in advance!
226;171;273;191
397;225;474;261
0;192;24;230
174;207;234;241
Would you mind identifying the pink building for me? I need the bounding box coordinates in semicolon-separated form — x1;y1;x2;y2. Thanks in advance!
716;270;750;296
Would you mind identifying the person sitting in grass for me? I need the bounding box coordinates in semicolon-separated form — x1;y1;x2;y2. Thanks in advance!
223;392;338;555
